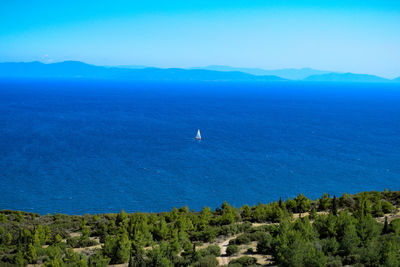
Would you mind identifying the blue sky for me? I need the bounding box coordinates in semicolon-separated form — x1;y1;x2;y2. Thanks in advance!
0;0;399;78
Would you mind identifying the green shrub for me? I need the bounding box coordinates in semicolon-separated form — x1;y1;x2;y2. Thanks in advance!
226;244;239;256
0;213;7;223
390;219;400;235
229;256;257;266
256;233;272;254
326;255;343;267
382;200;394;213
88;252;110;267
249;231;268;242
230;233;251;245
194;255;218;267
67;236;98;248
199;245;221;257
205;245;221;257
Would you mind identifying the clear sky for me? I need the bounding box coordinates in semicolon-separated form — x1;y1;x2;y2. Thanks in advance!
0;0;399;78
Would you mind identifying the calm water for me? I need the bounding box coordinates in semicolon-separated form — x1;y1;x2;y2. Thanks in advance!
0;79;399;214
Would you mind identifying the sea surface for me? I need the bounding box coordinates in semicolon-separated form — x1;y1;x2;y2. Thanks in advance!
0;79;399;215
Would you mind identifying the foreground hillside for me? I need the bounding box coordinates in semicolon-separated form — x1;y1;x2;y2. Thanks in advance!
1;190;400;266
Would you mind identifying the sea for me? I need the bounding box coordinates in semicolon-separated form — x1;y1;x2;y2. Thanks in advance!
0;79;399;215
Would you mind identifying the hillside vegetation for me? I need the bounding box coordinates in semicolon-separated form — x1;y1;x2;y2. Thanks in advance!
1;189;400;266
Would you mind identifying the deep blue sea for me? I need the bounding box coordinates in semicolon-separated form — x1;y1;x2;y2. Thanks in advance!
0;79;399;215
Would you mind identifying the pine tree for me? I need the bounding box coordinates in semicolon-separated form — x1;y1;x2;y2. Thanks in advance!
25;243;37;264
116;230;131;263
383;216;388;234
331;195;338;216
14;250;25;265
44;225;51;244
116;209;129;227
128;248;133;267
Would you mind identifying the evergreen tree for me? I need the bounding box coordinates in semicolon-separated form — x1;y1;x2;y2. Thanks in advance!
103;235;117;261
25;243;37;264
383;216;389;234
381;200;394;213
219;201;235;225
279;196;283;209
33;225;46;246
44;225;51;244
319;193;331;211
331;195;338;216
88;252;110;267
116;209;129;227
340;224;360;257
154;217;169;241
116;230;131;263
309;208;317;220
14;250;25;265
240;204;252;221
54;234;63;244
294;193;311;213
285;197;297;213
355;192;372;219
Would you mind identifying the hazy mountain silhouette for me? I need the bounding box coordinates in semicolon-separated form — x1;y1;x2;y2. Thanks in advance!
116;65;149;69
0;61;285;81
303;72;390;83
192;65;331;80
0;61;395;83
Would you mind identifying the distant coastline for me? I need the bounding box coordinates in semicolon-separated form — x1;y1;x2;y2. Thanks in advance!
0;61;399;83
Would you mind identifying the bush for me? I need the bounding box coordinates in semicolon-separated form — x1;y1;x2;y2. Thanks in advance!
206;245;221;257
327;255;343;267
229;256;257;266
249;231;269;242
219;224;240;236
238;222;252;231
256;233;272;254
319;193;331;211
342;195;356;210
226;244;239;256
381;200;394;213
199;245;221;257
194;227;217;242
229;233;250;245
0;214;7;223
309;208;317;220
67;236;98;248
194;255;218;267
88;252;110;267
390;219;400;235
320;237;339;255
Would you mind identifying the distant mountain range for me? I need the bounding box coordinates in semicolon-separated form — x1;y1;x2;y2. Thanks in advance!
0;61;398;83
191;65;331;80
0;61;284;82
303;72;390;83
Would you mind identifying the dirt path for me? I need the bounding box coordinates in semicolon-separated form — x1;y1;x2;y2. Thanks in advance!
216;234;239;265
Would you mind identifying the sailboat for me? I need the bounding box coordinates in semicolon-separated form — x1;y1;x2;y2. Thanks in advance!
195;129;201;140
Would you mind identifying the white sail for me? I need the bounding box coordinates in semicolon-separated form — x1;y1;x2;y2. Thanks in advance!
195;129;201;140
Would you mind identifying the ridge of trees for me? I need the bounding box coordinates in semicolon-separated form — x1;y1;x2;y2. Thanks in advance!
0;189;399;266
